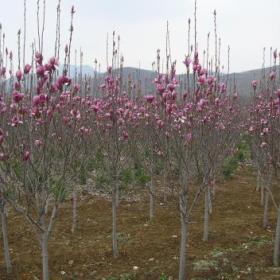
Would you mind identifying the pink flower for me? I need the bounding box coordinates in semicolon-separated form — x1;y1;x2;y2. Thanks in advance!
12;91;24;103
0;67;6;76
36;65;45;77
183;56;191;67
35;52;43;65
122;131;129;140
32;95;41;106
167;83;176;92
56;75;71;90
198;75;206;85
269;71;276;81
144;95;155;103
260;142;268;148
23;150;30;161
0;153;8;161
156;120;164;129
251;80;258;90
24;64;32;74
207;76;215;85
11;116;23;127
219;83;226;94
156;84;165;95
277;89;280;98
48;57;58;69
70;109;81;120
16;70;23;81
0;129;4;144
263;127;269;134
218;123;225;130
34;139;43;147
14;82;21;91
249;126;254;132
73;84;80;94
185;132;192;142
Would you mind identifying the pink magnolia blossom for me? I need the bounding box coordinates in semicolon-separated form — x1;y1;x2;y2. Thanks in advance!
251;80;258;90
36;65;45;77
183;56;191;67
144;95;155;103
22;150;30;161
269;71;276;81
34;139;43;147
12;91;24;103
0;153;8;161
16;70;23;81
24;64;32;74
185;132;192;142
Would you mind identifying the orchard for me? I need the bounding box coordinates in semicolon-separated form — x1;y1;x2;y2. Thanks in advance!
0;1;280;280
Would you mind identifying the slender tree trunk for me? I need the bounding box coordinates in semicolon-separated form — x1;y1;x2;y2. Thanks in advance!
260;180;264;206
178;164;189;280
208;188;213;214
149;177;154;220
163;162;168;203
263;190;269;228
203;187;209;241
112;184;118;258
1;206;12;274
273;206;280;266
256;169;261;192
71;190;77;233
41;231;49;280
116;184;119;207
44;198;49;215
178;195;188;280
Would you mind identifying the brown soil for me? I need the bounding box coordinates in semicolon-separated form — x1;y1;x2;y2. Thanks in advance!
0;167;280;280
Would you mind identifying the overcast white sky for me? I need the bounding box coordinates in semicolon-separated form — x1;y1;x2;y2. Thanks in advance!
1;0;280;73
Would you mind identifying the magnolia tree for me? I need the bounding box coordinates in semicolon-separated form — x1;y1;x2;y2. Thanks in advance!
247;52;280;265
0;53;90;279
193;87;240;241
164;50;240;279
0;2;246;279
93;64;130;258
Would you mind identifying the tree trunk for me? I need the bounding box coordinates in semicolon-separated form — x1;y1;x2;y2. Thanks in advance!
203;187;209;241
273;206;280;266
41;231;49;280
178;195;188;280
116;184;119;207
263;190;269;228
178;164;188;280
44;198;49;215
260;180;264;206
71;190;77;233
112;184;118;258
1;206;12;274
149;177;154;220
256;169;261;192
163;162;168;203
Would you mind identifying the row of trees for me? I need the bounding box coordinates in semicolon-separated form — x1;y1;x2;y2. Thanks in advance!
0;43;242;279
1;1;280;280
247;49;280;266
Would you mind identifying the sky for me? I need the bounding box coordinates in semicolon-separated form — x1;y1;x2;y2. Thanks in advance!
1;0;280;73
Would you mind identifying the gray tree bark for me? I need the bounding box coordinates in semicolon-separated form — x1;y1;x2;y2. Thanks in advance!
1;205;12;274
112;184;118;258
203;187;209;241
71;190;77;233
273;206;280;266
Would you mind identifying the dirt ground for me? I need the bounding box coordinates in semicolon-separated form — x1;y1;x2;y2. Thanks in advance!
0;166;280;280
